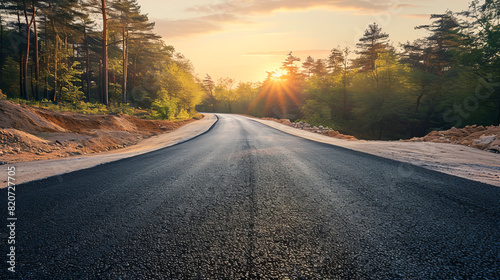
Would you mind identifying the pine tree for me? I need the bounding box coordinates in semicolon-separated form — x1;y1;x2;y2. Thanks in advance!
415;12;462;75
354;23;390;73
311;59;328;77
203;74;217;111
327;47;344;74
281;51;301;78
302;56;314;77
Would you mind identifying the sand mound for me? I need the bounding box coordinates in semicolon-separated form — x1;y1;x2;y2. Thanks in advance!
0;128;52;155
0;100;193;163
407;125;500;153
0;100;66;133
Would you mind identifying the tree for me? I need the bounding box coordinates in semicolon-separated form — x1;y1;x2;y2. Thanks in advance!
202;74;217;111
282;51;301;77
327;47;344;74
252;52;305;118
311;59;328;78
22;0;36;100
31;0;41;100
302;55;314;77
340;47;351;118
0;0;204;116
352;51;413;139
354;23;390;76
460;0;500;124
44;0;81;102
216;77;238;113
415;12;462;75
156;60;204;118
110;0;155;104
101;0;108;105
405;12;464;132
234;82;259;114
75;1;95;102
58;61;84;104
0;10;3;87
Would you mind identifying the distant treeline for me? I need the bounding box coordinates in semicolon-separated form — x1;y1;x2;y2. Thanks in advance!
0;0;203;120
198;1;500;140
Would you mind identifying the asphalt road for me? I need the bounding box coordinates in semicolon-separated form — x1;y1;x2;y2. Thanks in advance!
1;114;499;279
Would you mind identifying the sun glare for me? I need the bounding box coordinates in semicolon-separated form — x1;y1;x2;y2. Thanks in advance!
269;69;286;81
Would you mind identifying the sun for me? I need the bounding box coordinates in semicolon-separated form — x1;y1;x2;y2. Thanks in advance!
269;69;286;81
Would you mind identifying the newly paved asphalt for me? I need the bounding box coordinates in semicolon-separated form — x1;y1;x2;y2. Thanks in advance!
1;114;499;279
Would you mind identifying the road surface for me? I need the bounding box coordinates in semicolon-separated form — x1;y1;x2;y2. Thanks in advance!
2;114;499;279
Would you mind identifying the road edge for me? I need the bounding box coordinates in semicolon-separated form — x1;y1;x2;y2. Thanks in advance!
3;114;219;186
239;115;500;187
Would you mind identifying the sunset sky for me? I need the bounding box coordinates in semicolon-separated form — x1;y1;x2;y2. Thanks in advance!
138;0;471;83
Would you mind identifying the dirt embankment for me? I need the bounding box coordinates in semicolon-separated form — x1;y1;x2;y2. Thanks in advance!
406;125;500;153
0;100;194;164
263;117;500;153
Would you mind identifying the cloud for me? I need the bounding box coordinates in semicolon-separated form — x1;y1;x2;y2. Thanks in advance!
153;14;249;38
156;0;418;38
401;14;431;19
153;18;221;38
187;0;415;15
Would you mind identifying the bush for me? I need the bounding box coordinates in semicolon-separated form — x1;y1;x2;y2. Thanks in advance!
302;100;331;126
176;109;190;120
152;98;177;120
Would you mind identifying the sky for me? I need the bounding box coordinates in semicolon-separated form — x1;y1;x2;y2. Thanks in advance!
137;0;472;83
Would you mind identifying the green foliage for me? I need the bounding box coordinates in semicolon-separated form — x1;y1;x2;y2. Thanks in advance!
302;100;331;126
1;57;20;98
0;0;203;119
296;5;500;139
58;62;85;104
151;90;177;120
108;83;123;104
154;62;204;119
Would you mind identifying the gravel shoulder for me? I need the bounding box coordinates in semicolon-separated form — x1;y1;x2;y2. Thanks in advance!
245;116;500;186
2;114;217;185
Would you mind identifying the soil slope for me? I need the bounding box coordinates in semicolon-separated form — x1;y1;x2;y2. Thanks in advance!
407;125;500;153
0;100;193;163
263;117;500;153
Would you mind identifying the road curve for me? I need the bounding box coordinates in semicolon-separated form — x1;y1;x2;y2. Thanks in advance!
1;114;499;279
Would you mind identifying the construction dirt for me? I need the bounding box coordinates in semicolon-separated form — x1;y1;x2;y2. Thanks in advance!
263;117;500;153
407;125;500;153
0;100;194;164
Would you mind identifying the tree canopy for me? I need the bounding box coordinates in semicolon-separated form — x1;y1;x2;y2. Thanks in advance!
196;1;500;139
0;0;203;120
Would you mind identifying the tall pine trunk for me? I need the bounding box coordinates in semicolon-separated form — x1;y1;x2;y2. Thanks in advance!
122;27;128;104
132;39;142;91
23;20;33;100
101;0;108;105
342;64;348;119
43;15;48;99
17;11;23;98
33;5;39;101
53;32;58;102
0;14;3;87
22;0;35;100
84;25;91;101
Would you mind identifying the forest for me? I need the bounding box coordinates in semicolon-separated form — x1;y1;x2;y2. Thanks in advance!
198;0;500;140
0;0;499;139
0;0;204;120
